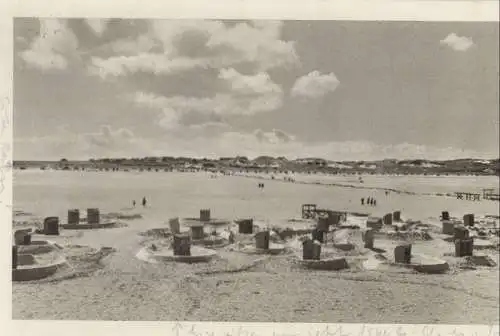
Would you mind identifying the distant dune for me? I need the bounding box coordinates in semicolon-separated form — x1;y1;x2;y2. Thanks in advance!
13;157;500;176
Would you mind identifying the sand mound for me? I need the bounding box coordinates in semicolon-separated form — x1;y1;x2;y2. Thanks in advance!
103;212;143;220
383;230;433;241
192;235;228;247
139;228;172;238
13;210;35;217
349;212;370;217
13;217;43;230
195;253;270;275
445;255;497;269
297;257;349;271
31;245;116;283
271;226;314;241
17;241;62;255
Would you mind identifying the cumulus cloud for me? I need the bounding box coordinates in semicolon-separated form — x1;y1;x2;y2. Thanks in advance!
89;54;208;79
85;19;109;36
86;20;291;133
158;107;182;130
83;125;135;148
89;20;298;78
20;19;78;70
109;35;159;55
219;68;282;95
291;71;340;99
186;122;232;139
14;125;154;160
15;125;495;161
217;68;283;114
181;136;490;161
133;89;282;128
188;121;229;131
204;21;298;71
254;129;294;144
131;68;284;129
440;33;474;52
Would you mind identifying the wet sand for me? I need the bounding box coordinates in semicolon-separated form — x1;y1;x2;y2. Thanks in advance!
12;171;499;322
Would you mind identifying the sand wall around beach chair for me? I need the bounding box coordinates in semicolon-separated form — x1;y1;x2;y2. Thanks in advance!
12;257;68;282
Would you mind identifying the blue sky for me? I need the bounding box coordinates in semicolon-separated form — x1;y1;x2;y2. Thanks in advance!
13;19;499;161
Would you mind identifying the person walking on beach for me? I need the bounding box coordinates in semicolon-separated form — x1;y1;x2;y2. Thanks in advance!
367;197;371;205
142;197;147;207
373;199;377;206
361;198;364;205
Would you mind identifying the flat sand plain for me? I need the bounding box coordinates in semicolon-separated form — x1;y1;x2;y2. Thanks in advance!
12;171;499;322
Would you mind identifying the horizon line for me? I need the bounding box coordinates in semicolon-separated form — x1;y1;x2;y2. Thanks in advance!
12;156;500;163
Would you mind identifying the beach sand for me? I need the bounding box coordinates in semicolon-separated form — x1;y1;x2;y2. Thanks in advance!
12;171;499;322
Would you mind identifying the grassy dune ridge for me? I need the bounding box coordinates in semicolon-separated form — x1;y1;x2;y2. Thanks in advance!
13;157;500;176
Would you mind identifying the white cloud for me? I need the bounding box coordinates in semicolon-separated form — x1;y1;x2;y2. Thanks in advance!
217;68;283;114
15;126;496;161
188;121;230;132
132;88;282;126
254;129;295;144
184;136;491;161
89;54;208;79
440;33;474;52
150;20;223;53
83;125;135;148
131;69;284;128
109;35;158;55
185;122;232;139
158;107;182;130
20;19;78;71
133;92;210;115
89;21;291;130
90;20;298;79
291;71;340;99
14;125;154;160
205;21;299;71
219;68;282;95
85;19;109;36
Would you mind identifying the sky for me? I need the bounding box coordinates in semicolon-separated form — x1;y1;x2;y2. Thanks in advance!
13;19;499;161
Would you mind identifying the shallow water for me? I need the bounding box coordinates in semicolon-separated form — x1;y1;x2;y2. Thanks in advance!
279;172;499;195
13;170;499;226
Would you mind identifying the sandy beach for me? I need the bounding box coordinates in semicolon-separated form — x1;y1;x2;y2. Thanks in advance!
11;170;499;323
9;14;500;332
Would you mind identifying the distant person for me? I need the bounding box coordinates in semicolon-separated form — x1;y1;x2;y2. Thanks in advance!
228;230;235;244
373;199;377;206
132;200;136;208
367;197;371;205
142;197;147;207
361;198;364;205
